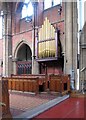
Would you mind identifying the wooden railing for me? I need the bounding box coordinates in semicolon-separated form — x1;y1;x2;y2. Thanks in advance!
3;74;48;93
11;74;48;91
49;74;70;95
3;77;39;94
2;74;70;95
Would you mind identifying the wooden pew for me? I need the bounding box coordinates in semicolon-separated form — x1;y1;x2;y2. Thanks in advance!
11;74;48;92
0;79;12;118
3;77;39;94
49;74;70;95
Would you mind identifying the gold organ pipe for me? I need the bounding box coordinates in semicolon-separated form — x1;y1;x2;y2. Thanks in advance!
46;18;48;56
44;18;47;57
52;26;55;38
52;26;53;39
43;25;45;57
48;22;51;57
45;18;47;40
53;40;56;56
42;25;43;41
40;28;43;57
43;20;45;53
41;20;43;56
38;17;56;58
52;27;55;56
40;29;42;57
40;29;41;41
39;31;40;41
39;43;41;58
50;25;53;55
47;19;49;39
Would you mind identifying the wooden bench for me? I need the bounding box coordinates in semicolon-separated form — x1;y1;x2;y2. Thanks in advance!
0;79;12;118
49;74;70;95
11;74;48;92
3;77;39;94
2;74;70;95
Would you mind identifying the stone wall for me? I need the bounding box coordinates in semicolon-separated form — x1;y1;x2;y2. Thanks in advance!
79;22;86;91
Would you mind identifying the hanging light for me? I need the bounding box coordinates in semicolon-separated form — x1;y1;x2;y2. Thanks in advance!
58;5;62;15
25;16;32;22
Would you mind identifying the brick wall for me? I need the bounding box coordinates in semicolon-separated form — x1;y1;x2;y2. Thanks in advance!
0;2;65;75
12;2;64;34
12;31;32;55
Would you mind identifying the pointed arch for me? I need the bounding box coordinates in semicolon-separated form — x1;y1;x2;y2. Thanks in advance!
13;40;32;74
14;40;32;59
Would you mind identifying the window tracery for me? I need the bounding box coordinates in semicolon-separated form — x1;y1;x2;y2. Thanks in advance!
22;0;33;19
44;0;61;10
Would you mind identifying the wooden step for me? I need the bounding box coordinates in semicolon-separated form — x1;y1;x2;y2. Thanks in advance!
70;90;86;97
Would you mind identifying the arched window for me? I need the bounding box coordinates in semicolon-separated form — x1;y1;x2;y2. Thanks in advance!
16;44;32;74
44;0;52;9
53;0;61;6
44;0;61;10
22;0;33;19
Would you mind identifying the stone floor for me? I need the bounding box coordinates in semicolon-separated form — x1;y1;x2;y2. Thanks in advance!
9;91;58;117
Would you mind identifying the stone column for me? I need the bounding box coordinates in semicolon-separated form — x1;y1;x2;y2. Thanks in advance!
79;23;86;92
2;3;12;77
65;2;74;89
72;2;78;90
65;2;73;73
12;58;17;75
32;2;39;74
65;2;78;90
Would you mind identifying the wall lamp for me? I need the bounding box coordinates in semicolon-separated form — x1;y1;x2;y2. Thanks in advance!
58;5;62;15
25;16;32;22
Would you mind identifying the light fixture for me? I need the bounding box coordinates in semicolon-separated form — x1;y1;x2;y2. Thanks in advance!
58;5;62;15
25;16;32;22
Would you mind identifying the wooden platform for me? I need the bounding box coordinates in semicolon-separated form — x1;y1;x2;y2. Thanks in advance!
70;90;86;98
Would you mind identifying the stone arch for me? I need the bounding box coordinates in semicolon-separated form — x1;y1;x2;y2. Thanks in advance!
14;40;32;59
17;43;32;61
13;40;32;75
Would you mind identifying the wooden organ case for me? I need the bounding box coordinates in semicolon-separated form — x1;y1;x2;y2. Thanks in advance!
36;17;63;75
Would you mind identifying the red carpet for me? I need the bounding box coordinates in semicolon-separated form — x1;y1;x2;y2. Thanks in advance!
35;97;85;119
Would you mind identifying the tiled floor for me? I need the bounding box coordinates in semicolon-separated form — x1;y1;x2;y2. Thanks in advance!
9;91;57;117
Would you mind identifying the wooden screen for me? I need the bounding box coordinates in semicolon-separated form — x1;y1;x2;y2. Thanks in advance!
17;61;32;75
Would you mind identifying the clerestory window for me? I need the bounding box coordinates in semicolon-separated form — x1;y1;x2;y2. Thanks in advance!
22;0;33;19
44;0;61;10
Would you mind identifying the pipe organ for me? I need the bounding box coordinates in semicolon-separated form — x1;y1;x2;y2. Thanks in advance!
37;17;58;61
